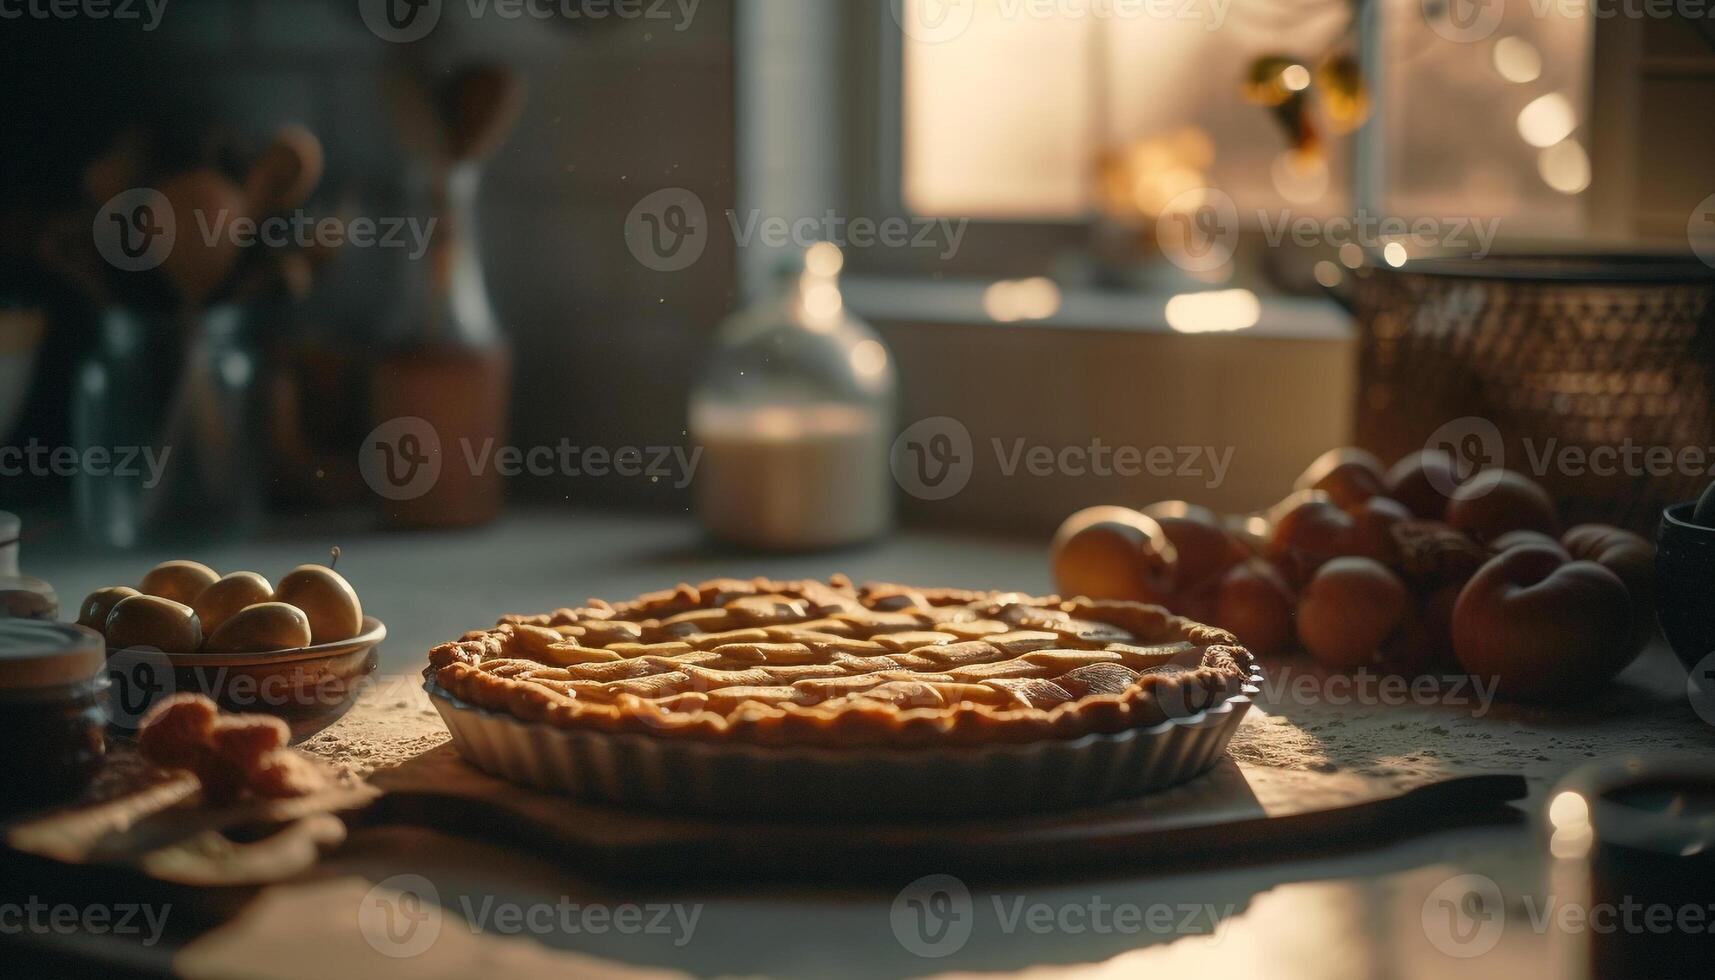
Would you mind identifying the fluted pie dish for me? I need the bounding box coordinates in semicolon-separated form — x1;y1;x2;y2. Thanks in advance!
425;576;1258;816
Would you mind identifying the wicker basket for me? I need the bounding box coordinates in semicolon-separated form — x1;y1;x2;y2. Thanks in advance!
1341;254;1715;533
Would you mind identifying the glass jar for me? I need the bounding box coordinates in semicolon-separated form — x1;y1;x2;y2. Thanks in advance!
690;244;898;550
1545;757;1715;978
0;620;108;813
0;510;58;619
72;305;263;548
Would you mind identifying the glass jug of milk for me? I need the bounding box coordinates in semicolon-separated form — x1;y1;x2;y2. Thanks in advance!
690;244;897;550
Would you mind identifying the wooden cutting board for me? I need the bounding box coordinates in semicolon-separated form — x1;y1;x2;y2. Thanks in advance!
362;744;1526;884
5;661;1548;895
2;762;379;887
337;646;1699;886
2;736;1525;897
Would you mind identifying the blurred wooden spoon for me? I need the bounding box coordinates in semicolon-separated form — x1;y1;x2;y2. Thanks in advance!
157;168;247;309
382;67;449;164
447;65;524;163
245;125;324;218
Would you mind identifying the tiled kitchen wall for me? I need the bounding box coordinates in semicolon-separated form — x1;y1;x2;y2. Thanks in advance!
3;0;737;510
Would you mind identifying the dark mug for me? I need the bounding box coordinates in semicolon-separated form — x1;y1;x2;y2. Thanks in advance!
1655;502;1715;674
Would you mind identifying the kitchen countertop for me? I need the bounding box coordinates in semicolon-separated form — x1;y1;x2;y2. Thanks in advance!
13;508;1711;979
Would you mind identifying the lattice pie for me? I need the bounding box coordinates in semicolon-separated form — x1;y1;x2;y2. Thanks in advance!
428;577;1254;749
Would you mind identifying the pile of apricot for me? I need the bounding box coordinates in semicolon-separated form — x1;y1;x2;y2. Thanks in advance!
77;559;364;655
1051;448;1655;702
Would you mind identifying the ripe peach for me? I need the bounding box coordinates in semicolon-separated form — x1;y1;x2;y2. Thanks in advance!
1213;559;1295;657
1385;449;1467;520
1347;496;1413;565
1141;500;1219;524
1490;529;1569;558
1051;506;1178;603
1295;447;1387;510
1296;557;1411;670
1266;491;1355;585
1452;544;1635;701
1562;524;1656;654
1446;469;1560;542
1220;512;1273;557
1143;501;1245;595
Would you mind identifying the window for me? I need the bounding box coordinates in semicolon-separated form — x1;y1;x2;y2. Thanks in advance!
899;0;1592;250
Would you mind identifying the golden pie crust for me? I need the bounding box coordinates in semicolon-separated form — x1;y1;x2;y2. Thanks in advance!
426;576;1254;749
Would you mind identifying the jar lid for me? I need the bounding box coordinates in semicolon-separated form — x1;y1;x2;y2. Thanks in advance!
0;575;59;619
1548;755;1715;859
0;620;105;690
